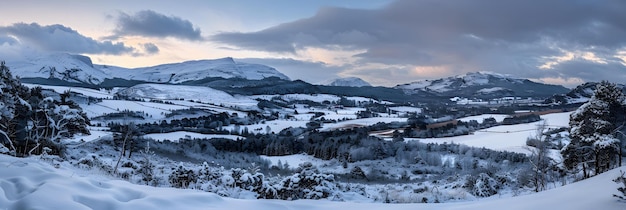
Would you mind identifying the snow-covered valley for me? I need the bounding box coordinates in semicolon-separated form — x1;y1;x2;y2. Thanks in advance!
0;64;623;209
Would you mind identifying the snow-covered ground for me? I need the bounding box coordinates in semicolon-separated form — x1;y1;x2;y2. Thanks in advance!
260;154;332;170
64;127;113;143
24;83;116;99
0;154;622;210
415;112;572;154
457;114;509;123
389;106;422;114
117;84;258;110
223;120;309;135
143;131;242;142
321;117;408;131
82;100;189;119
252;94;380;104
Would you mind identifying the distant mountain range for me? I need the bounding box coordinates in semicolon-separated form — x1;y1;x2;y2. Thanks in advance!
4;53;577;103
6;53;289;85
325;77;371;87
395;72;570;99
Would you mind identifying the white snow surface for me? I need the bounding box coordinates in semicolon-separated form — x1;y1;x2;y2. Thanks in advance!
117;84;258;110
260;154;330;170
82;100;188;119
324;77;372;87
457;114;509;123
476;87;508;94
416;112;572;154
0;154;623;210
321;117;407;131
396;72;524;93
23;83;115;99
103;57;289;83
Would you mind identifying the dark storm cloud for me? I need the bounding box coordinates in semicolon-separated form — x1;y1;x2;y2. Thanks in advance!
212;0;626;84
112;10;202;41
0;23;134;54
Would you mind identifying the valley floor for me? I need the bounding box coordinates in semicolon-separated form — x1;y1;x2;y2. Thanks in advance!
0;154;623;210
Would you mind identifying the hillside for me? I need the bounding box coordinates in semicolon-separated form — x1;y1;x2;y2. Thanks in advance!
325;77;372;87
546;82;626;105
0;154;622;210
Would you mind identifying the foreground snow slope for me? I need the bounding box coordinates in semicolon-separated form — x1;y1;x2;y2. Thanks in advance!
0;154;622;210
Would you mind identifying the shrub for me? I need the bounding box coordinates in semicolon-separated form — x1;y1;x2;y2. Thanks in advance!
169;164;197;188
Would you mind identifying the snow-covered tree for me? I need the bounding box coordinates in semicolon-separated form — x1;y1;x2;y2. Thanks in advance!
470;173;499;197
526;121;553;192
136;142;156;186
275;162;338;200
0;61;89;156
563;81;625;177
169;164;197;188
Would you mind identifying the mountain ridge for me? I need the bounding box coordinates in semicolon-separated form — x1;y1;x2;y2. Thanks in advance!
6;53;289;85
395;72;570;98
325;77;372;87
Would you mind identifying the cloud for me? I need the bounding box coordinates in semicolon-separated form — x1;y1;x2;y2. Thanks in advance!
238;58;344;84
0;23;134;55
212;0;626;85
142;43;160;54
112;10;202;41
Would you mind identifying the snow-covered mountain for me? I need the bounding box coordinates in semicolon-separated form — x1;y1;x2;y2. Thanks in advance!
545;82;626;104
7;53;289;85
395;72;569;98
325;77;371;87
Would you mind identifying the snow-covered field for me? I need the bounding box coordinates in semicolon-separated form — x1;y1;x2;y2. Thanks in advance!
143;131;242;142
260;154;332;170
321;117;408;131
118;84;259;110
24;83;116;99
252;94;379;104
0;154;622;210
224;120;309;134
389;106;422;114
457;114;509;123
83;100;189;119
416;112;572;154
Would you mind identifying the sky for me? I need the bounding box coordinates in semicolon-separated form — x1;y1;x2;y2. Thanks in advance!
0;0;625;87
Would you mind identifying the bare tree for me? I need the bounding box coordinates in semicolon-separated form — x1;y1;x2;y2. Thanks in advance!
526;120;551;192
114;122;139;174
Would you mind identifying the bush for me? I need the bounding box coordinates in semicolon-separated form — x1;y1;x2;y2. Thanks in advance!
275;162;338;200
169;164;197;188
470;173;499;197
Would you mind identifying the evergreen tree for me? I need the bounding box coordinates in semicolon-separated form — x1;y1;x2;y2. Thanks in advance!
0;61;90;156
563;81;625;177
